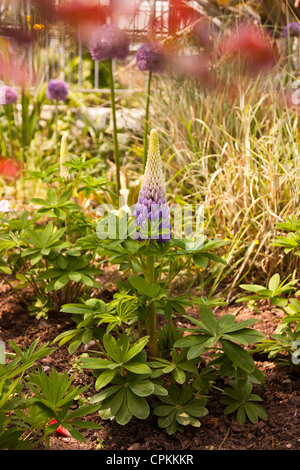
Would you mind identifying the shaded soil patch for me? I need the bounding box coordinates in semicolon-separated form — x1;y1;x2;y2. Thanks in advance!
0;281;299;451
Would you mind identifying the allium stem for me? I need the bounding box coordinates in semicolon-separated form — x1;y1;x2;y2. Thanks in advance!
143;70;152;171
108;57;121;205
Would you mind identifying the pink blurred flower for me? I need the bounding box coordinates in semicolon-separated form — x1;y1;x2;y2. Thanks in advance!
46;80;68;101
3;86;18;104
136;42;167;73
89;24;130;61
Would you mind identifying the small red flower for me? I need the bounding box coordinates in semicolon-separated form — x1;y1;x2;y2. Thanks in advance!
0;158;20;181
49;420;72;437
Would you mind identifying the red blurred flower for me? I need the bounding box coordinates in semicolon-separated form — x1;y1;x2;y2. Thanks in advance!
220;24;278;74
56;0;107;25
49;420;72;437
0;158;20;182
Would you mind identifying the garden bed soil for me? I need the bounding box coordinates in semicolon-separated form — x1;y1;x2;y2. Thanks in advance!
0;281;299;451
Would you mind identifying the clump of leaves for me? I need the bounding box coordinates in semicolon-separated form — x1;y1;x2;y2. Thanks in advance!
152;384;208;435
220;379;267;424
0;339;101;449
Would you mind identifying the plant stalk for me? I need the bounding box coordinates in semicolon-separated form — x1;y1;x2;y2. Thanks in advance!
108;58;121;205
145;254;159;358
143;70;152;171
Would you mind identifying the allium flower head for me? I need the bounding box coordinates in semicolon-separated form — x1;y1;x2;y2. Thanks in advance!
89;24;130;61
133;129;171;242
46;79;68;101
2;86;18;104
282;22;300;38
136;42;166;73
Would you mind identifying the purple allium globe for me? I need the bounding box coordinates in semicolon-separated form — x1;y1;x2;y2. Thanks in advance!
3;86;18;104
133;129;171;242
46;79;68;101
89;24;130;61
135;42;166;73
283;22;300;38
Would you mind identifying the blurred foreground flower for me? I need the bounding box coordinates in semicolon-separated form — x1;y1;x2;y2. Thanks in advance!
89;24;130;61
0;157;20;181
46;79;68;101
133;129;171;242
136;42;167;73
221;25;278;75
49;420;72;437
169;53;211;85
57;0;107;24
282;22;300;38
0;200;11;212
2;86;18;104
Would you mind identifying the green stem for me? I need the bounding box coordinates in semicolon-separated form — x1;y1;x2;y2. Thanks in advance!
145;254;159;358
143;70;152;171
108;58;121;205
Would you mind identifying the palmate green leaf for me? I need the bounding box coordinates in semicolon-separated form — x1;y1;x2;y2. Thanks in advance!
127;389;150;419
115;396;133;425
220;379;267;424
0;265;12;275
222;328;265;346
103;334;122;363
199;305;217;335
123;362;151;374
220;339;255;373
128;380;155;397
95;369;117;390
123;336;149;363
128;275;153;297
152;384;208;434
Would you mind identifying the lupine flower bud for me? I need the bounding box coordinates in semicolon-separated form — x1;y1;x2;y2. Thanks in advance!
89;24;130;61
133;129;171;242
46;79;68;101
60;133;70;180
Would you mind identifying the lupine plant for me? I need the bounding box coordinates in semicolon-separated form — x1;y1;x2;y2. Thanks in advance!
55;129;267;433
0;136;112;318
237;216;300;367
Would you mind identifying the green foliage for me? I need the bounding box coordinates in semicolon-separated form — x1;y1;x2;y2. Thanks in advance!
0;169;106;317
56;221;267;432
152;384;208;435
237;218;300;366
220;379;267;424
174;304;264;373
0;339;99;449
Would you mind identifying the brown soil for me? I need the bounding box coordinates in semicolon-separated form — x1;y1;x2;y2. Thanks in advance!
0;280;299;451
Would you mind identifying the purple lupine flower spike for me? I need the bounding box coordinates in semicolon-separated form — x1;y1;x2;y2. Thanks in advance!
89;24;130;61
134;129;171;242
46;79;68;101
